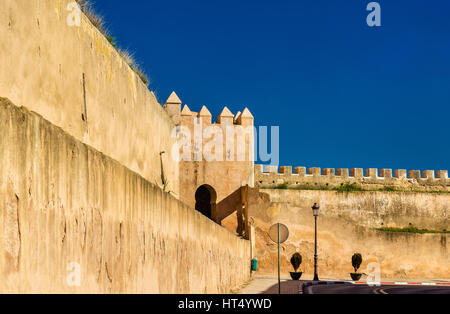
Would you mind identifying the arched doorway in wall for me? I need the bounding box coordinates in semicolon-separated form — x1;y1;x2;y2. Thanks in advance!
195;185;217;220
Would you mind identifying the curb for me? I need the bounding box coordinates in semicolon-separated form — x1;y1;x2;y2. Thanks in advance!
348;281;450;286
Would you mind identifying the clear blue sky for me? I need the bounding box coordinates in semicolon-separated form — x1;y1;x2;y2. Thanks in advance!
94;0;450;171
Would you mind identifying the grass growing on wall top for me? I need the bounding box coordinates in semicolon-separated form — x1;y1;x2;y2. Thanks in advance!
261;184;450;194
376;227;449;234
263;183;367;192
333;183;364;192
75;0;149;86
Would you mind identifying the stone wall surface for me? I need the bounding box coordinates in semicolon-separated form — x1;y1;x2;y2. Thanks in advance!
248;188;449;280
0;99;251;293
256;165;450;192
0;0;179;196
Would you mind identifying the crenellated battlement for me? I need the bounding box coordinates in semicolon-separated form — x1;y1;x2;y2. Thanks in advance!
166;91;256;207
164;91;254;127
163;91;449;194
255;165;450;192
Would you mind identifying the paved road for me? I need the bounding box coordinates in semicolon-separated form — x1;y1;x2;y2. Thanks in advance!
306;284;450;294
237;276;450;294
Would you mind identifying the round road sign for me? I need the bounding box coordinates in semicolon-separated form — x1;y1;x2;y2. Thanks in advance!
268;223;289;244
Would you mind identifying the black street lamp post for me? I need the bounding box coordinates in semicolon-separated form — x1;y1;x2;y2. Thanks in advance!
312;203;320;281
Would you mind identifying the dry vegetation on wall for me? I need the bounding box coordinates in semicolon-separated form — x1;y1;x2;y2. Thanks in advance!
75;0;149;86
265;183;450;194
376;227;449;234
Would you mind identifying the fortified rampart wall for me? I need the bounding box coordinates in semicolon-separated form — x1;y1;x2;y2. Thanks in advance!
0;98;251;293
255;165;450;192
246;188;449;279
251;165;450;279
0;0;179;195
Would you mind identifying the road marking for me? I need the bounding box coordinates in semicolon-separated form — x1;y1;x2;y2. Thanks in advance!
373;288;388;294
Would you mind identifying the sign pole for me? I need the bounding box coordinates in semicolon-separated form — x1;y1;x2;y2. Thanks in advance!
278;223;281;294
268;222;289;295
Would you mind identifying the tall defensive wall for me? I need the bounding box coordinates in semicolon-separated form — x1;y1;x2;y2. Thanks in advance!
0;1;252;293
0;98;251;293
0;0;179;195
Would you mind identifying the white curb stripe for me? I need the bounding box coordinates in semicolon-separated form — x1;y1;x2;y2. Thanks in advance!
307;281;448;286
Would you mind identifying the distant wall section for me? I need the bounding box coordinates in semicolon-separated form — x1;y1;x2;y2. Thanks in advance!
247;188;449;280
256;165;450;192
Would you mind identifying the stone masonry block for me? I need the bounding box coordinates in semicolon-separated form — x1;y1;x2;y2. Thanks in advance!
294;167;307;176
279;166;292;175
408;170;421;179
336;169;349;177
308;167;321;176
395;169;407;178
366;168;378;178
350;168;363;178
423;170;435;179
323;168;335;176
436;170;448;179
265;166;278;174
380;169;393;178
255;164;264;175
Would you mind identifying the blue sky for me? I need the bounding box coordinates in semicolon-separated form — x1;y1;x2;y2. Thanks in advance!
94;0;450;171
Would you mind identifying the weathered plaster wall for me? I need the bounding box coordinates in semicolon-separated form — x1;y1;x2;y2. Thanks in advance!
0;99;250;293
248;188;449;280
0;0;179;195
265;189;449;230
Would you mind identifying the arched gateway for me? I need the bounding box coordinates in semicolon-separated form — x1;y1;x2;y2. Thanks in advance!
195;185;217;220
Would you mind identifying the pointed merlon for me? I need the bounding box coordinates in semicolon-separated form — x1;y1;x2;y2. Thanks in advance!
181;105;193;116
237;107;254;125
165;91;182;105
219;106;234;117
199;106;212;117
198;106;212;124
218;106;234;124
240;108;253;118
164;91;182;125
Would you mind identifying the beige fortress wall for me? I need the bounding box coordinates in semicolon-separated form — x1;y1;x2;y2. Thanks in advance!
248;189;449;280
0;99;251;293
0;0;179;196
256;165;450;192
